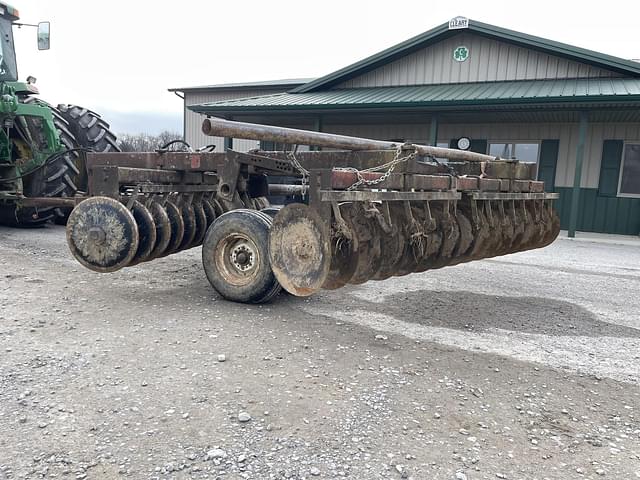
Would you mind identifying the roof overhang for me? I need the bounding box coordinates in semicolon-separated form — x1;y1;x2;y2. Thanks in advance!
190;78;640;117
169;78;314;94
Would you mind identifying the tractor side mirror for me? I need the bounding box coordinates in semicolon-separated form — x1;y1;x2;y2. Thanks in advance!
37;22;50;50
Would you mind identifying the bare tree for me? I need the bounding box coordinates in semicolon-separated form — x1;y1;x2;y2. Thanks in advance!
117;131;183;152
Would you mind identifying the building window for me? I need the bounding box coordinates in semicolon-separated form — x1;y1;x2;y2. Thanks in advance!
489;142;540;163
619;143;640;197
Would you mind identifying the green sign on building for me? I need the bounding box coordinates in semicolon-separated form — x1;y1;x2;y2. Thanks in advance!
453;46;469;62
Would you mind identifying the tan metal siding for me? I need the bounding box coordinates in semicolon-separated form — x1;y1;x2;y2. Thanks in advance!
184;88;289;150
322;124;431;144
338;33;622;88
438;122;640;188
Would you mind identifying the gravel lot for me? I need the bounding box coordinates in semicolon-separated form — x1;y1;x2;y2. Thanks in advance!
0;225;639;479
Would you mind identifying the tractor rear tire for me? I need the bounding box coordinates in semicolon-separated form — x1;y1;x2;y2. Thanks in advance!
0;98;81;227
56;104;120;159
54;104;120;224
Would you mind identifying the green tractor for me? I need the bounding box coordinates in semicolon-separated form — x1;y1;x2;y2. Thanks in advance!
0;3;119;226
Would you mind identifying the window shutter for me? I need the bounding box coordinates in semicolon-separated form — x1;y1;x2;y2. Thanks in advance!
598;140;623;197
469;139;487;154
538;140;559;192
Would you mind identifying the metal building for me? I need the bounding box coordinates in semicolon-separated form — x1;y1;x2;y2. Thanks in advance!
170;18;640;236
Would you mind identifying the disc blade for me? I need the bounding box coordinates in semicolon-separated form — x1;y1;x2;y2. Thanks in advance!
541;205;560;247
129;201;157;265
260;206;283;218
189;202;208;248
211;197;225;216
269;203;331;297
372;203;406;281
66;196;139;273
147;201;172;260
411;204;442;273
448;210;474;266
178;203;197;251
218;192;246;212
421;204;458;271
392;204;420;277
254;196;270;210
162;201;185;256
202;199;217;229
343;203;383;285
322;203;359;290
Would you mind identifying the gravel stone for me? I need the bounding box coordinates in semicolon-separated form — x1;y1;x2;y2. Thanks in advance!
238;411;251;422
1;226;639;479
206;448;226;460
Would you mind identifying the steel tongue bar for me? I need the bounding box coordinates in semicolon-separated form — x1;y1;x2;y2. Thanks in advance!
202;117;499;163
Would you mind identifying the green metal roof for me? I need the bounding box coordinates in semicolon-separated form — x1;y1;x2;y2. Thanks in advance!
293;20;640;93
190;78;640;115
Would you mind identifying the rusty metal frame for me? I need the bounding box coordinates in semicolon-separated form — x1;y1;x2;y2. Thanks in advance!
61;149;553;227
319;191;461;202
470;192;560;200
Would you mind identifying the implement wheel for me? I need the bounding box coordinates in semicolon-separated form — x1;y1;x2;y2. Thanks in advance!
269;204;331;297
202;209;280;304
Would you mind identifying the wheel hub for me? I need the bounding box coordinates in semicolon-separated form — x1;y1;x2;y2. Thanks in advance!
230;242;255;272
88;226;106;244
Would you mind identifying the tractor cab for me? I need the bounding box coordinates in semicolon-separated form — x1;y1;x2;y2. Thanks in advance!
0;3;49;82
0;3;19;81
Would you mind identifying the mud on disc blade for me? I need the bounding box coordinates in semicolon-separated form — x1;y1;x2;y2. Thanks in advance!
66;196;139;273
269;204;331;296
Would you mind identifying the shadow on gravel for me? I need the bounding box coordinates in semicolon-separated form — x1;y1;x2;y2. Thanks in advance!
341;290;640;339
485;259;640;282
79;258;639;340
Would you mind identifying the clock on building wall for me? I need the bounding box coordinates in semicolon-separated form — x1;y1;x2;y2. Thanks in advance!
457;137;471;150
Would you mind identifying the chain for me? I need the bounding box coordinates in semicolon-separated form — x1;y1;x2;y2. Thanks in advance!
286;148;309;197
287;145;418;195
336;146;418;191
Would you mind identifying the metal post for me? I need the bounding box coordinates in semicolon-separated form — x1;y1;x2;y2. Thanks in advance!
224;116;234;151
568;111;588;238
429;114;439;146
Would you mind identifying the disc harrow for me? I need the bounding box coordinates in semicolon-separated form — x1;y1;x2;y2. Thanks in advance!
62;118;560;304
66;193;230;272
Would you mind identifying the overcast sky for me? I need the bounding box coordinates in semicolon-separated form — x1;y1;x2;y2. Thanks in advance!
12;0;640;135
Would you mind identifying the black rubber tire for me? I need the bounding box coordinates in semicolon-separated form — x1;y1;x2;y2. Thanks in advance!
0;97;81;227
56;104;120;158
252;211;283;303
52;104;120;224
260;206;282;218
202;209;280;304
